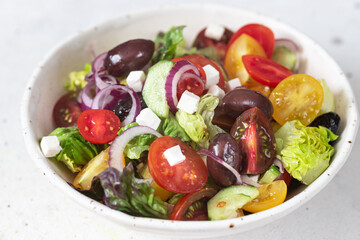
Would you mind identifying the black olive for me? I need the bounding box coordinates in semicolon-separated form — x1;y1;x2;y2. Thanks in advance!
104;39;154;77
207;133;242;187
112;93;147;122
221;88;273;120
309;112;340;134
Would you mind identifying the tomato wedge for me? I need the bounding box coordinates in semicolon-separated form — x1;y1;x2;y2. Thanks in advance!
169;188;217;220
242;55;293;88
242;180;287;213
53;91;82;127
228;23;275;58
77;109;121;144
148;136;208;194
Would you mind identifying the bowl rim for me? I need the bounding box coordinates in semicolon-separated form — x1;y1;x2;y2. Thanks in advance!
21;2;359;233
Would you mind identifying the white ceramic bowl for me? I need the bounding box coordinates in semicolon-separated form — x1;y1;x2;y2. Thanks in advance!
21;3;359;239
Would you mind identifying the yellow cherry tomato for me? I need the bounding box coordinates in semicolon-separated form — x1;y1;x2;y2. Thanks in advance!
224;33;266;84
73;148;109;190
242;180;287;213
269;74;324;126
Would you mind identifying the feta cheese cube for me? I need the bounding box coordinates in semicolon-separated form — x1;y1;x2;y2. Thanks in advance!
227;78;242;90
126;70;146;92
177;90;200;114
136;108;161;130
40;136;62;157
203;65;220;89
163;145;186;166
207;85;225;100
204;24;225;41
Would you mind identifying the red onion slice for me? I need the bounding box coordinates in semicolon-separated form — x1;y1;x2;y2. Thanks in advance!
197;149;242;185
273;158;284;173
95;74;118;90
109;126;162;171
92;52;107;73
91;84;140;126
165;60;201;113
275;38;300;73
241;174;261;187
80;79;96;111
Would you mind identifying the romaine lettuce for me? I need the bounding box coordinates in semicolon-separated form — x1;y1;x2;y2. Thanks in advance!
175;109;207;143
49;127;105;172
275;120;338;185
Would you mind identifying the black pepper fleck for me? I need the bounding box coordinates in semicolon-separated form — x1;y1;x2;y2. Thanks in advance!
229;224;235;228
348;141;352;144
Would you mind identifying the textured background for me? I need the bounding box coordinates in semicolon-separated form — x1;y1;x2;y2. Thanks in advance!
1;0;359;239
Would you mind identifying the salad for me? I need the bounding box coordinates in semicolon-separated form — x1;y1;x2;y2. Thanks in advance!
40;23;340;221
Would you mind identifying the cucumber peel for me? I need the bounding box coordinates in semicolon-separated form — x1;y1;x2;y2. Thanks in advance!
258;165;280;184
142;60;174;118
272;46;297;71
207;185;259;220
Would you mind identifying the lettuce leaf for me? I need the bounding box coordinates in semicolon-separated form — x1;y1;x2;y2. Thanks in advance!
118;123;157;160
158;112;190;142
49;127;105;172
176;109;208;143
98;164;168;219
65;63;91;91
152;26;186;63
275;120;338;185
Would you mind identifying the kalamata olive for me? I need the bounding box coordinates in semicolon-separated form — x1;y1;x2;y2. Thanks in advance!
212;106;234;132
221;88;273;120
309;112;340;134
207;133;242;187
112;93;146;122
104;39;154;77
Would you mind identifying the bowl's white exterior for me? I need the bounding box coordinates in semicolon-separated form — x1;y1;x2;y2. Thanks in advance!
21;4;358;238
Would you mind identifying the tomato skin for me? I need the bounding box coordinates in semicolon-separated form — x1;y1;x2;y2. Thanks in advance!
242;55;293;88
224;34;266;83
172;55;226;89
269;74;324;126
77;109;121;144
243;180;287;213
228;23;275;58
169;188;217;221
176;72;205;99
148;136;208;194
53;91;82;127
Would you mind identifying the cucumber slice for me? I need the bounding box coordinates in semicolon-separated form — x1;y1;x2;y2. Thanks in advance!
142;60;174;118
258;165;280;184
272;46;297;71
207;185;259;220
319;79;336;114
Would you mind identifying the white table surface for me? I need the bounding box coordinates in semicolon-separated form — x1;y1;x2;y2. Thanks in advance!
1;0;360;239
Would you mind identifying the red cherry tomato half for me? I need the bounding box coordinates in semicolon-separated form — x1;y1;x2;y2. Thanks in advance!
242;55;293;88
228;24;275;58
172;55;226;90
148;136;208;194
53;91;82;127
77;109;121;144
176;72;205;99
170;188;217;221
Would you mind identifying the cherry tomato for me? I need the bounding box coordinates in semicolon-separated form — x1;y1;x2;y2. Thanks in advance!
269;74;324;126
243;79;272;97
148;136;208;194
53;91;82;127
224;34;266;83
169;188;217;220
242;180;287;213
242;55;293;88
77;109;121;144
192;27;234;60
172;55;226;89
230;107;276;174
176;72;205;99
228;23;275;58
275;168;292;187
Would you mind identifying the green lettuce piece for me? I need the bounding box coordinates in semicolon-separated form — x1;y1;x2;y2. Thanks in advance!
158;113;190;142
176;109;208;143
197;94;225;141
118;123;157;160
152;26;186;63
275;120;338;185
65;63;91;91
49;127;105;172
98;164;168;219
